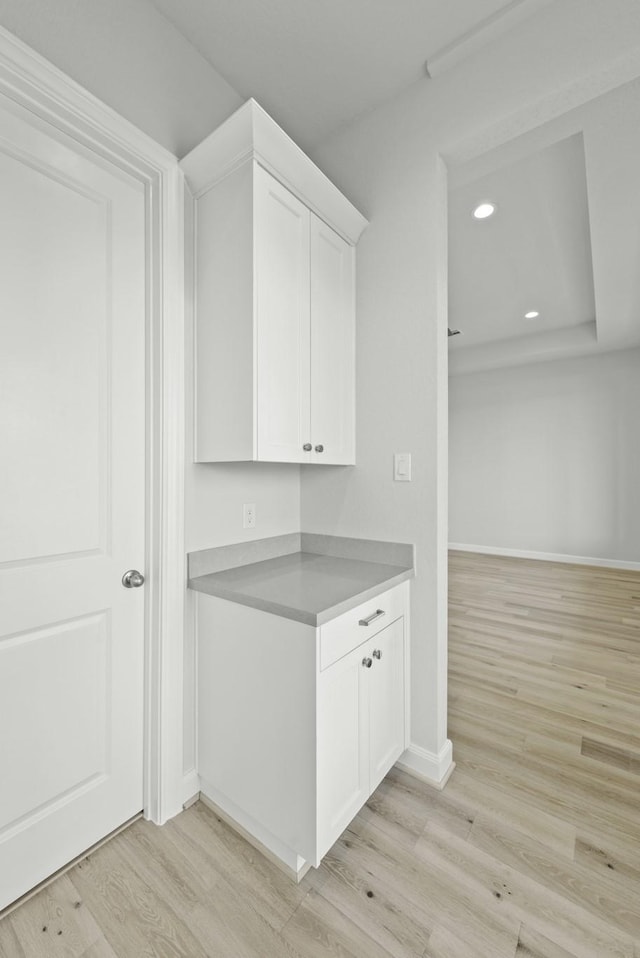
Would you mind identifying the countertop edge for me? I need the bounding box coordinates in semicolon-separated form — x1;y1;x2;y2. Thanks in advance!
315;568;414;625
188;566;414;627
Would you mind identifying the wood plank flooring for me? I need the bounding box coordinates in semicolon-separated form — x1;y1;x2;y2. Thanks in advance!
1;550;639;957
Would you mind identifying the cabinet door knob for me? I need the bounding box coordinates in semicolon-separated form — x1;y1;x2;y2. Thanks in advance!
362;657;373;669
372;649;382;660
314;444;324;453
303;443;312;451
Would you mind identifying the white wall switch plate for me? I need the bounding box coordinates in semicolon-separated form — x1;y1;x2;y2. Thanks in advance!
394;453;412;481
243;502;256;528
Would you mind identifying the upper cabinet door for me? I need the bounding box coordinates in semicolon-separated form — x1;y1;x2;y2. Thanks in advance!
255;165;311;462
310;215;355;465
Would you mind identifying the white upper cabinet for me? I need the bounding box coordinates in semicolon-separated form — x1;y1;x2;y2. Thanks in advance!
310;214;355;465
255;167;311;462
180;99;367;465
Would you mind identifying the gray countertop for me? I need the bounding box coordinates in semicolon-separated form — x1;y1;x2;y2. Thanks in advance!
188;550;413;626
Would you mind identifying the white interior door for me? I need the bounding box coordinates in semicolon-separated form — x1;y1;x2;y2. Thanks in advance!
0;94;146;911
255;163;311;462
310;214;355;465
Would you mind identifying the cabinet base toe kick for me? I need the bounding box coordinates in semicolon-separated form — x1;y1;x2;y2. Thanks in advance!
199;781;314;883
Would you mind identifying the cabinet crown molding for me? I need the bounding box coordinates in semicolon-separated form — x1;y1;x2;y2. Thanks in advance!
180;98;368;245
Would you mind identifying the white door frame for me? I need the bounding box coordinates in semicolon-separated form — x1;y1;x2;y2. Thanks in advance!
0;26;185;826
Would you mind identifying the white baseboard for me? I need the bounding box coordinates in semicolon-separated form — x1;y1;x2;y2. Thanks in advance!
449;543;640;572
182;769;200;809
198;779;310;882
396;740;454;790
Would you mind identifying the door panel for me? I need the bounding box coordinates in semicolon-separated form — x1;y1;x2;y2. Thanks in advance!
317;644;368;860
0;148;106;564
255;164;311;462
0;95;146;910
310;215;355;464
0;614;108;831
369;618;405;791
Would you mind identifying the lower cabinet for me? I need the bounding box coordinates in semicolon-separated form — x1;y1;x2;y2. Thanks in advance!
317;616;406;857
197;581;409;876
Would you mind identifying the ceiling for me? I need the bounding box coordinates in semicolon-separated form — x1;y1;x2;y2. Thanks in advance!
147;0;551;149
448;77;640;374
449;134;595;348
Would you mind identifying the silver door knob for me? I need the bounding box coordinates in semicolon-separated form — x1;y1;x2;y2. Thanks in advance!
373;649;382;660
303;443;312;451
362;657;373;669
122;569;145;589
315;444;324;453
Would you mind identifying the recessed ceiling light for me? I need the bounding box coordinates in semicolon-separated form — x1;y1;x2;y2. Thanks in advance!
473;202;496;219
524;311;540;319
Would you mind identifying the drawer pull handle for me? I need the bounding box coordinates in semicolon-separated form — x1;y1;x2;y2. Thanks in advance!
373;649;382;660
359;609;385;627
362;657;373;669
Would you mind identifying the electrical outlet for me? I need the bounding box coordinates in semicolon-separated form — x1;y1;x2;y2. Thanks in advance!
243;502;256;529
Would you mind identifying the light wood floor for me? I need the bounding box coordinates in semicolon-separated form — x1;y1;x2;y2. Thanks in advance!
1;551;639;958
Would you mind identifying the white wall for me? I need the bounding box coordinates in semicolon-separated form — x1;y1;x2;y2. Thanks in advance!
302;0;640;772
0;0;242;156
449;349;640;564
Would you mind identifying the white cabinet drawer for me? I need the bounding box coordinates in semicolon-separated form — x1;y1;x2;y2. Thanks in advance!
319;583;406;671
